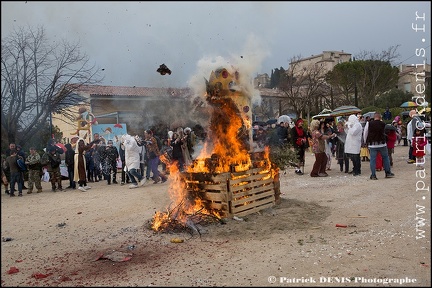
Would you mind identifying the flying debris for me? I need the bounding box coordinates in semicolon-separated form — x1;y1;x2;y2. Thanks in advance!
157;64;171;75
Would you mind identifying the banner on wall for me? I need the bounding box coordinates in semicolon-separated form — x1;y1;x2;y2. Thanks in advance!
91;123;127;149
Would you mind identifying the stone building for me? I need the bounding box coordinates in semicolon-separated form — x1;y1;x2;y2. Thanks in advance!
397;63;431;96
52;85;193;143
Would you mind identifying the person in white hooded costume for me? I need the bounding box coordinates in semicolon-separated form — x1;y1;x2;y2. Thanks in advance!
344;114;363;176
121;134;146;189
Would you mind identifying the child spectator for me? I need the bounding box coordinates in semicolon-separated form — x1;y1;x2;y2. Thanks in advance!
385;125;398;167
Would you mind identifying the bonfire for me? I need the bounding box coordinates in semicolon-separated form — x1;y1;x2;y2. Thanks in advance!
151;67;279;234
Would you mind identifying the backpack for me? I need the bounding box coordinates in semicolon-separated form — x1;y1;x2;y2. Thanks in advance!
49;154;62;168
17;157;27;172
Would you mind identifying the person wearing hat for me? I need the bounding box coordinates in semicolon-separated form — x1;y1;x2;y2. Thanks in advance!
291;118;309;175
41;145;64;192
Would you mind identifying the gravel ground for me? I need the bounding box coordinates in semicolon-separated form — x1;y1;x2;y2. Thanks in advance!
1;144;430;287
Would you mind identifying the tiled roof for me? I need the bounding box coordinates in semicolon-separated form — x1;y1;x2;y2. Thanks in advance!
66;84;192;97
65;84;284;98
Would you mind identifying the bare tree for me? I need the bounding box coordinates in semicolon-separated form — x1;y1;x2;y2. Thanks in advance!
253;98;279;121
1;25;102;147
278;55;330;119
355;45;401;64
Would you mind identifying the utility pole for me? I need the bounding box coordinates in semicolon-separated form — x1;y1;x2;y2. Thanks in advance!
354;80;358;107
49;111;53;139
352;57;359;107
330;86;334;109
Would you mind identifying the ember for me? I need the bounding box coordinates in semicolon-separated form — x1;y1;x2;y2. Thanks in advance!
151;67;280;233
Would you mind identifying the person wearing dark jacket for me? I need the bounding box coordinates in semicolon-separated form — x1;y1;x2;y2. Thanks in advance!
100;140;119;185
277;121;290;146
65;143;76;189
363;112;395;180
46;139;64;155
171;131;186;172
6;143;28;190
335;120;349;173
5;149;24;197
119;143;130;185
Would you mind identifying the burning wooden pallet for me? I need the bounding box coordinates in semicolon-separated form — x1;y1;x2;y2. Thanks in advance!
180;165;280;218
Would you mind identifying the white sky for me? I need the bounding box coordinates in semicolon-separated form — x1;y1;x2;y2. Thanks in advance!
1;1;431;88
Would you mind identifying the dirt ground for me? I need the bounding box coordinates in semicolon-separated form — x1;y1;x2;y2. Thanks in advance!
1;145;431;287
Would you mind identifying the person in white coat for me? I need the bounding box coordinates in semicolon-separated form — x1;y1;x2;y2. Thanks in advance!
121;134;146;189
406;109;422;164
344;114;363;176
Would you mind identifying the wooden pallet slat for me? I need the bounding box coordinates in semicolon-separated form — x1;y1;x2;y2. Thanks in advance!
229;173;271;185
232;201;275;218
229;178;274;193
231;184;275;199
183;164;279;218
202;191;228;202
231;190;275;207
186;182;227;191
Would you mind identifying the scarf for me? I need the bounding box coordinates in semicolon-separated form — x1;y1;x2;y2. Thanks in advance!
295;126;304;138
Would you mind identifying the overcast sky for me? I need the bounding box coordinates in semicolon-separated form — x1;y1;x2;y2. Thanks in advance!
2;1;431;89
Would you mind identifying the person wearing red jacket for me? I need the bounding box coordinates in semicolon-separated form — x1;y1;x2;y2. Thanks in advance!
291;118;309;175
385;126;398;167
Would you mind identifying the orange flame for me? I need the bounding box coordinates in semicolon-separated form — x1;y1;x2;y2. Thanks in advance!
151;68;273;231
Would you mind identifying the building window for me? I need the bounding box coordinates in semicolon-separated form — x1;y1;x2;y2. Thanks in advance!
404;83;411;93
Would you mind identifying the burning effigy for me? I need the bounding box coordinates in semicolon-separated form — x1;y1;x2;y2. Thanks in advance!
151;67;280;234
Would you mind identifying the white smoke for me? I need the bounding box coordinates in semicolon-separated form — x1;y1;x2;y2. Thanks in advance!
187;33;270;107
